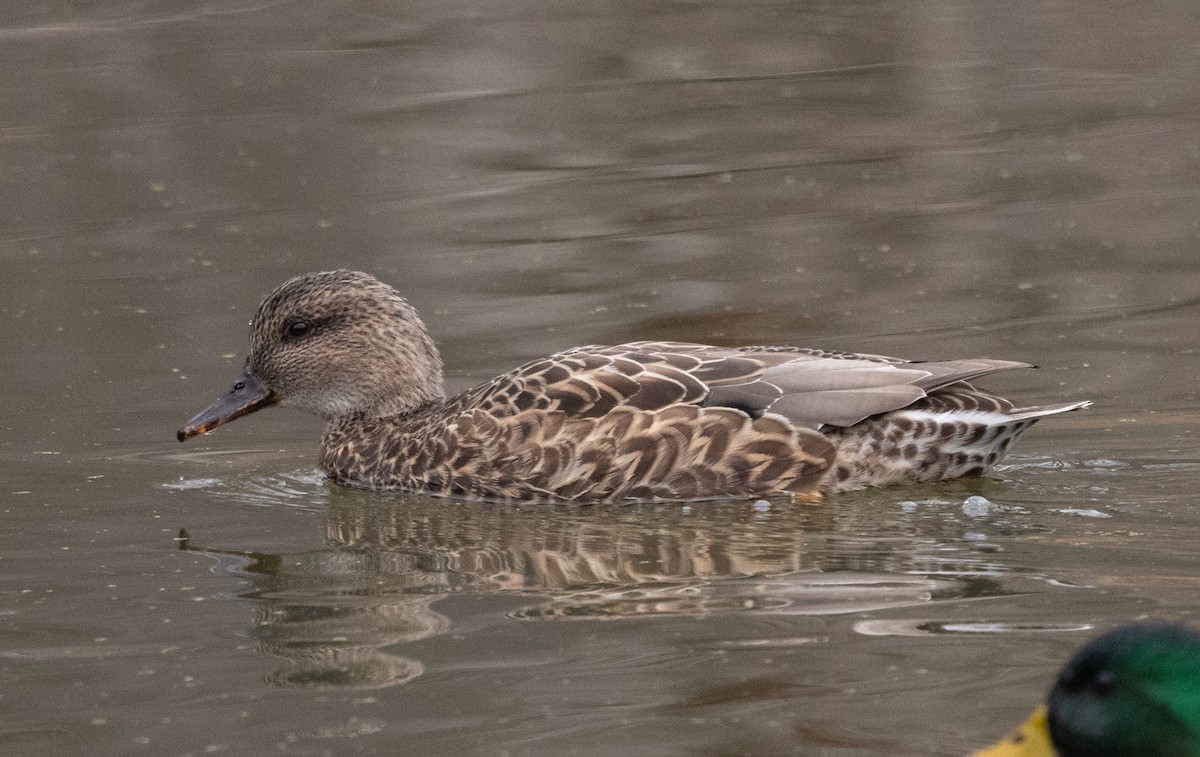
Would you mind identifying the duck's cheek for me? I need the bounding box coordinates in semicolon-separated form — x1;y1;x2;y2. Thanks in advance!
280;386;361;419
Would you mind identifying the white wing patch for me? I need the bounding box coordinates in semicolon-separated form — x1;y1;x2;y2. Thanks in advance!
892;408;1018;426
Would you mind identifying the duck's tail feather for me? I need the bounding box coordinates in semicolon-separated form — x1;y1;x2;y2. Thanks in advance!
1005;400;1093;422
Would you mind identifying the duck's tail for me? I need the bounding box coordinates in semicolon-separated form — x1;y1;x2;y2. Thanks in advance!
1005;400;1092;422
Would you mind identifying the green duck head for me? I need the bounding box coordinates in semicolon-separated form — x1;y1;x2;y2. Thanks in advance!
971;623;1200;757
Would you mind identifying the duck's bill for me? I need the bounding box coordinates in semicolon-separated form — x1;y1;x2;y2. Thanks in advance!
969;707;1054;757
177;365;279;442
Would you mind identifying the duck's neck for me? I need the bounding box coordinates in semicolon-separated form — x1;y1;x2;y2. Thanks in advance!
354;325;446;419
367;388;446;420
350;362;445;420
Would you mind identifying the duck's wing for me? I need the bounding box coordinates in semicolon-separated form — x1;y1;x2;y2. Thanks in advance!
461;341;1034;430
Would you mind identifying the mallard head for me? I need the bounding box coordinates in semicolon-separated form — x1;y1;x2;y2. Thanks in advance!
972;623;1200;757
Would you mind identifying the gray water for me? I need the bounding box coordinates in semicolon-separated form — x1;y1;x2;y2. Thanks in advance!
2;1;1198;755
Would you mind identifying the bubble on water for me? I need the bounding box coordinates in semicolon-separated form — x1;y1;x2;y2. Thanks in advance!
961;495;994;516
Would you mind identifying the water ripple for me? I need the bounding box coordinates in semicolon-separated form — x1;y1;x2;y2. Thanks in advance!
510;573;951;621
853;619;1094;637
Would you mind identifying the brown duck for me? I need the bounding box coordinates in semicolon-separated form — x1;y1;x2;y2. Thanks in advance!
178;270;1090;502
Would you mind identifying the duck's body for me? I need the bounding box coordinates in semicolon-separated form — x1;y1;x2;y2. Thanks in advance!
318;341;1082;501
178;270;1089;502
972;623;1200;757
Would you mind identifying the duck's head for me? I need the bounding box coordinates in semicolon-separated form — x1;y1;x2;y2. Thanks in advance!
177;270;444;441
971;623;1200;757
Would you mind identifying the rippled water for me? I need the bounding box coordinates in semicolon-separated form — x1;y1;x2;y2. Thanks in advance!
3;1;1199;755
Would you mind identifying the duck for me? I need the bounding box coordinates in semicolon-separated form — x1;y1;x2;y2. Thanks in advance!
177;270;1090;502
970;623;1200;757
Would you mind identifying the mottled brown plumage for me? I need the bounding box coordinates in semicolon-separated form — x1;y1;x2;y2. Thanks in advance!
178;270;1090;502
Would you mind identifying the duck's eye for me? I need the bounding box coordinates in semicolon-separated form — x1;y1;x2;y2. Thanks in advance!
1089;669;1118;697
284;319;312;339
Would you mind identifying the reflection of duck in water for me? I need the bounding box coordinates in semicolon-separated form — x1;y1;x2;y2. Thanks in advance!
184;494;998;690
971;623;1200;757
178;270;1089;502
324;496;996;620
174;530;444;689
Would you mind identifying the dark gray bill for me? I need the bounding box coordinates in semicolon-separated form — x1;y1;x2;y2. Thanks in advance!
177;364;278;442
